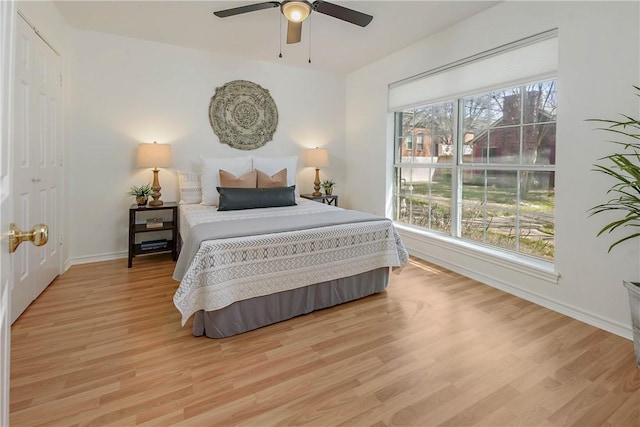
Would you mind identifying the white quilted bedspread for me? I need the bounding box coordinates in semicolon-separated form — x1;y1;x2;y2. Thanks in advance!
173;200;409;325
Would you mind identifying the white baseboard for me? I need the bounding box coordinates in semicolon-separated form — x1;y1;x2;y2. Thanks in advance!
69;251;127;266
407;246;633;341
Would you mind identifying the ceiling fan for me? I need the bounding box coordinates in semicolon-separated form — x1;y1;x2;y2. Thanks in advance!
213;1;373;44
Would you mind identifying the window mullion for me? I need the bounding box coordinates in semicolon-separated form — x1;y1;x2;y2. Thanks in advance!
516;170;521;253
516;86;525;252
451;99;462;238
483;169;488;245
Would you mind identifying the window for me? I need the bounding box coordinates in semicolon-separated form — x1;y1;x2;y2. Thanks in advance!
406;134;413;150
416;134;424;151
393;80;556;261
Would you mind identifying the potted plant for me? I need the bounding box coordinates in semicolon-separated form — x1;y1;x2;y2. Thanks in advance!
588;85;640;366
126;183;153;206
320;179;336;196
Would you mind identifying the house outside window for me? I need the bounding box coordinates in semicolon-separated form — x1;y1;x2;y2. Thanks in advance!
393;79;557;261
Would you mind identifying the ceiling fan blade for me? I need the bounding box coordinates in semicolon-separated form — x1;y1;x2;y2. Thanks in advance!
214;1;280;18
286;20;302;44
312;1;373;27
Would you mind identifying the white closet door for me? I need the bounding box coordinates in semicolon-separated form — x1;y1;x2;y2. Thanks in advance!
11;14;61;323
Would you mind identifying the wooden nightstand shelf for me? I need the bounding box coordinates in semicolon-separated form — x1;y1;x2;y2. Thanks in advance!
300;194;338;207
128;202;178;268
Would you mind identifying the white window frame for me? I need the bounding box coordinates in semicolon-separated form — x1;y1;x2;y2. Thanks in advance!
389;31;558;265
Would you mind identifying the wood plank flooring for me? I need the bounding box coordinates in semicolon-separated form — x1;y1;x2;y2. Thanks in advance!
10;255;640;426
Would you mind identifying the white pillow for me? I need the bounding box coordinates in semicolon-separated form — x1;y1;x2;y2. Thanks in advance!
177;171;202;204
252;155;298;190
200;155;253;205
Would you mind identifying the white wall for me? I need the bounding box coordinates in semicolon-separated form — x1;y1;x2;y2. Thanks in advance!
69;30;345;263
345;1;640;339
67;29;346;263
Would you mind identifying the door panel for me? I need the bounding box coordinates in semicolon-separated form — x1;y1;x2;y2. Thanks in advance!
10;14;60;323
36;42;59;291
11;17;34;322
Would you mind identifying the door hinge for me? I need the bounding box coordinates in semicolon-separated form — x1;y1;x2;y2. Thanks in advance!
59;154;63;167
59;73;63;87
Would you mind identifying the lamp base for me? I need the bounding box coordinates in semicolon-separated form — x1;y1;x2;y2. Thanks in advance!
149;168;163;206
312;167;321;196
149;198;163;207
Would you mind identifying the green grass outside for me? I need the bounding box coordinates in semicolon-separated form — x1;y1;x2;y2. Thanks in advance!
396;179;555;260
406;180;554;212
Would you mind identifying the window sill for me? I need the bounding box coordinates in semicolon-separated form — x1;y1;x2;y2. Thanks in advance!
393;222;560;285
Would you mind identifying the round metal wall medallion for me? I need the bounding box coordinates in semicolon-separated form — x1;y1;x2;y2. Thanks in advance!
208;80;278;150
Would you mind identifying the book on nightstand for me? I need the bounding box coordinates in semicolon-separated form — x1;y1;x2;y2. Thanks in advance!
140;239;168;250
146;218;163;229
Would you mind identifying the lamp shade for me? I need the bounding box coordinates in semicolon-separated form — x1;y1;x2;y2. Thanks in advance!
136;141;172;168
282;1;311;22
305;148;329;168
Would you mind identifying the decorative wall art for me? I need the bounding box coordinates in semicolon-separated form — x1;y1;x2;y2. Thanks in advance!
208;80;279;150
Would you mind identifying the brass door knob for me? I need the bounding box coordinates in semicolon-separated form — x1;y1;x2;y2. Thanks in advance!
9;223;48;253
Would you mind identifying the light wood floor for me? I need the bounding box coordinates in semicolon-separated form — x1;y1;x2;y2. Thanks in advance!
10;255;640;426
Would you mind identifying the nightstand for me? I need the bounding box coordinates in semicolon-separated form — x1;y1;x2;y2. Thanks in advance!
128;202;178;268
300;194;338;207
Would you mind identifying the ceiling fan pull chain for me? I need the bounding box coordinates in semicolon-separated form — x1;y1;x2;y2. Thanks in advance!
308;14;311;64
278;12;283;58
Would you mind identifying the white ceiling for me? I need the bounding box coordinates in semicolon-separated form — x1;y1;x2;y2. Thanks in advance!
53;1;500;74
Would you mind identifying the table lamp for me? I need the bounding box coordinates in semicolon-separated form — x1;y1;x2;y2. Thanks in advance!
137;141;172;206
305;147;329;197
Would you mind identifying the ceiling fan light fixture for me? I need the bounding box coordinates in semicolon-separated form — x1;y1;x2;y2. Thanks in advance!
282;1;312;23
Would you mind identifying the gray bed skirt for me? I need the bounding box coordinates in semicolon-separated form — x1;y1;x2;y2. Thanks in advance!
192;267;390;338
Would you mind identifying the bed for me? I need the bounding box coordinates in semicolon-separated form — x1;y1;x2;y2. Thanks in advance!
172;198;409;338
172;155;408;337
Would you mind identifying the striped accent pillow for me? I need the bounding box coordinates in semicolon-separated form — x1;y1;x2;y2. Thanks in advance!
177;171;202;204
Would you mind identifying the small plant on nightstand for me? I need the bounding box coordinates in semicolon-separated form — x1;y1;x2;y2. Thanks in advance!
126;183;153;206
320;179;336;196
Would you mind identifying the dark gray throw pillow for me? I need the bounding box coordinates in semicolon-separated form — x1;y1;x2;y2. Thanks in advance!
217;185;297;211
